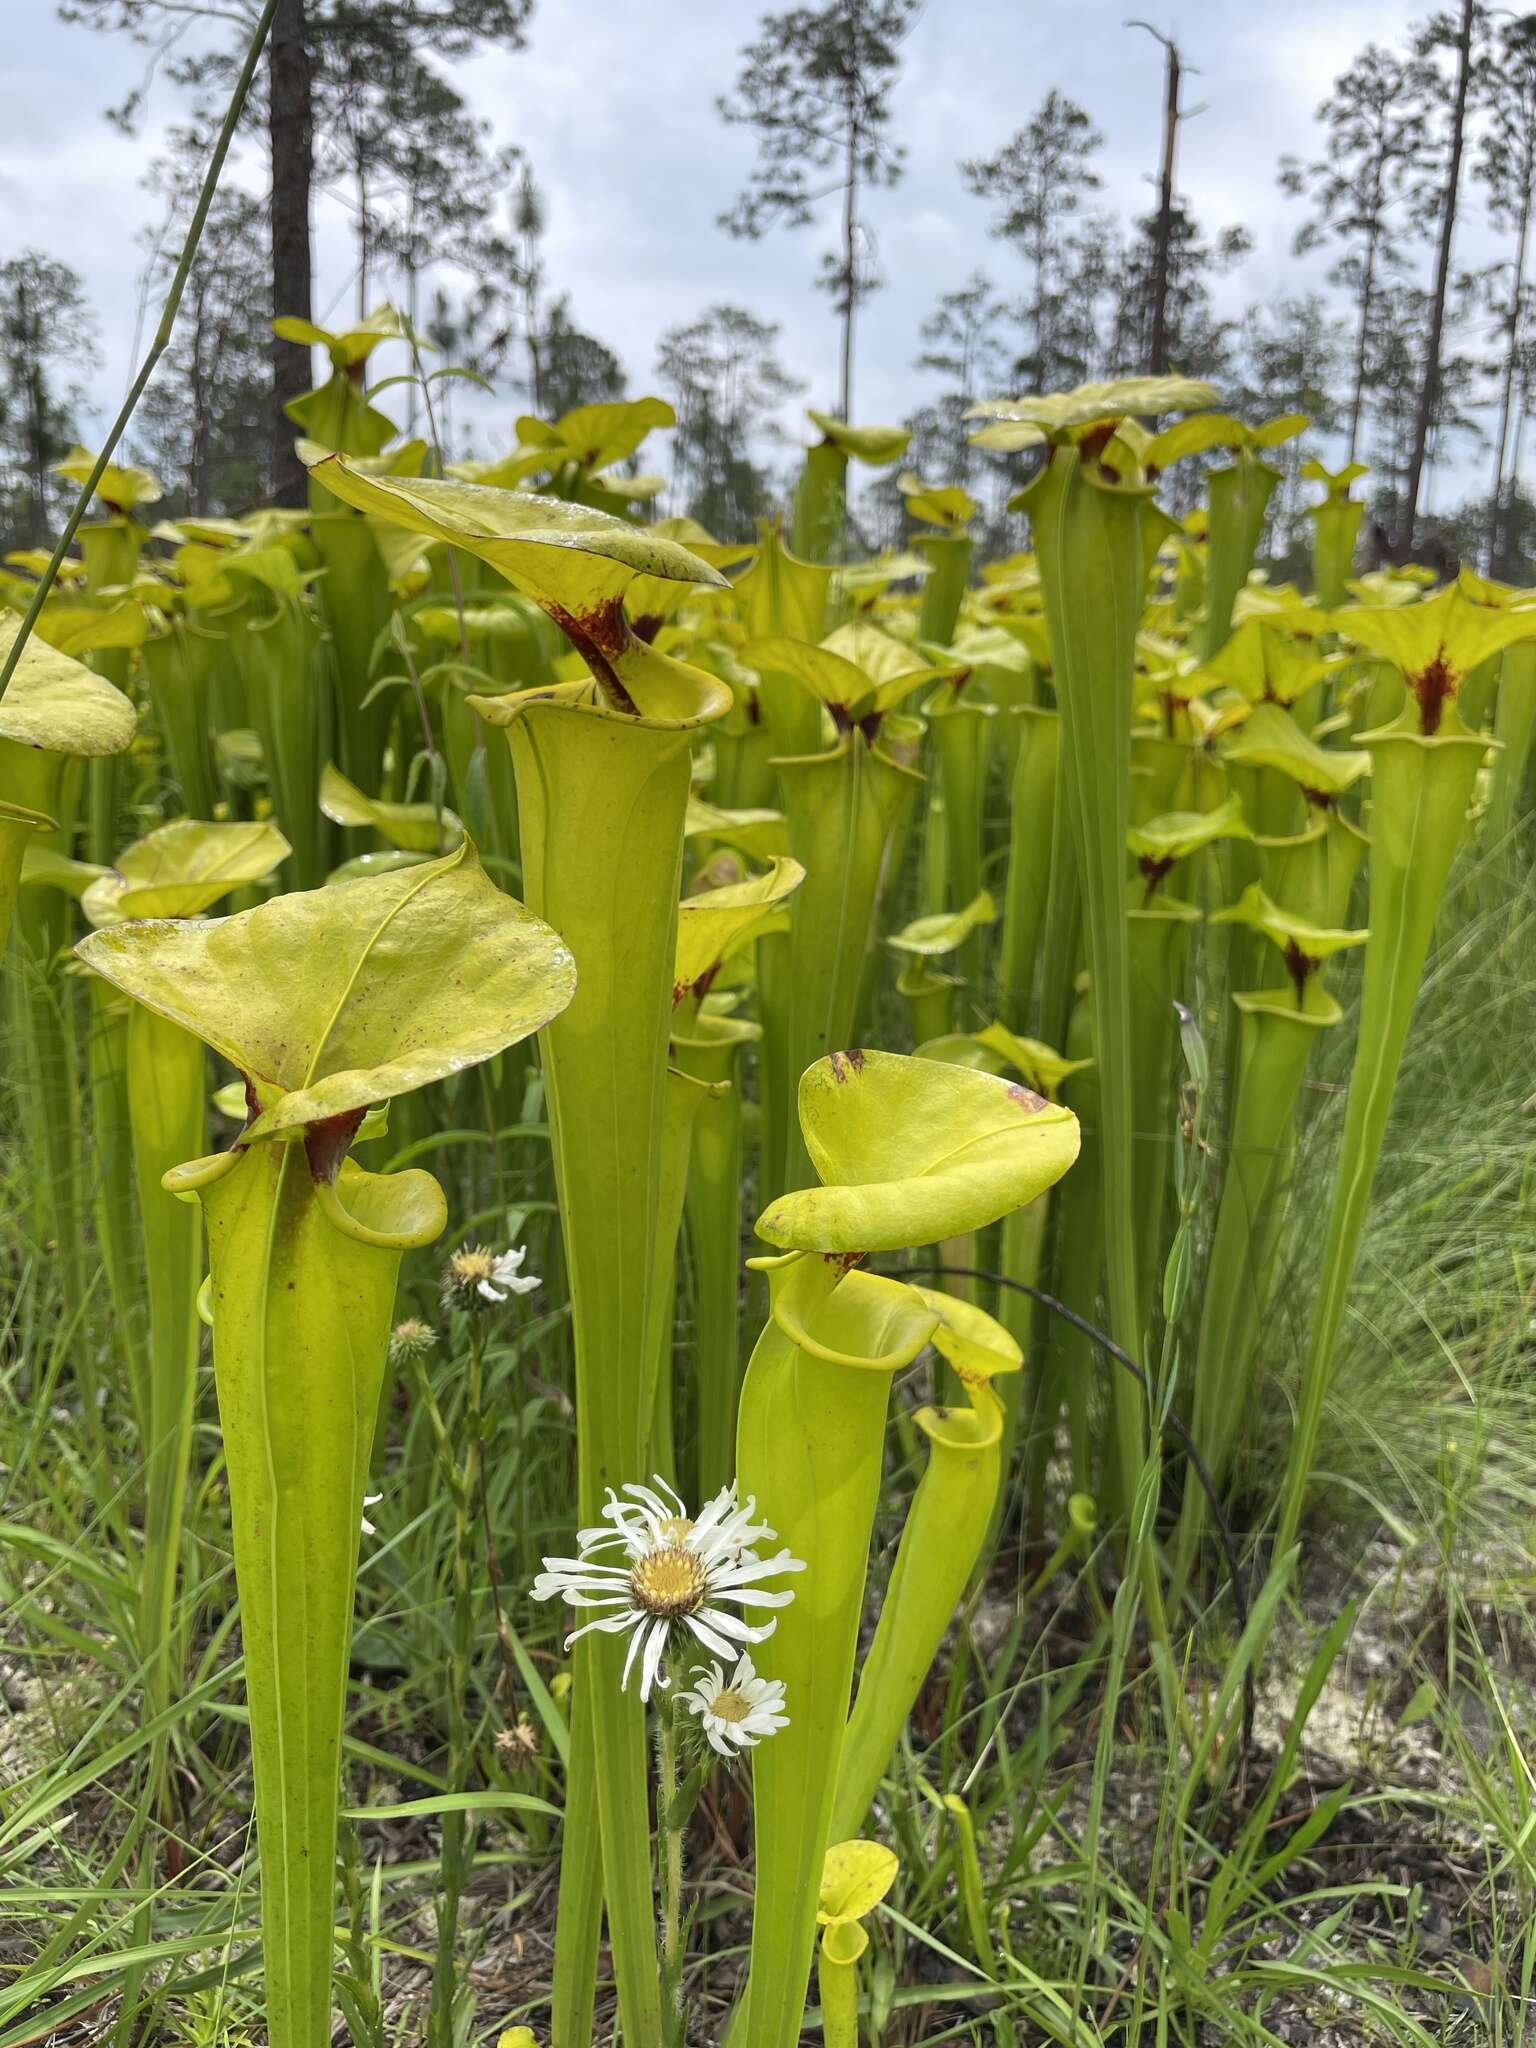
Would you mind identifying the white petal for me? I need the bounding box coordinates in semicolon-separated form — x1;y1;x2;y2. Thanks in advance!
565;1611;644;1650
639;1618;671;1701
621;1613;650;1693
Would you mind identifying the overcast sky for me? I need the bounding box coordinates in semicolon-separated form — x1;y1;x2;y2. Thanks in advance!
0;0;1503;508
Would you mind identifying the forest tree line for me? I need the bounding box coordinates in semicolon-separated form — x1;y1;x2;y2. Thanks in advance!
6;0;1534;580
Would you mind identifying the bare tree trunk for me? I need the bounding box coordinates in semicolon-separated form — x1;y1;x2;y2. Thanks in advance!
269;0;313;508
1147;30;1181;376
18;281;48;545
1403;0;1475;550
1489;174;1531;571
191;288;211;516
356;142;370;322
839;91;858;420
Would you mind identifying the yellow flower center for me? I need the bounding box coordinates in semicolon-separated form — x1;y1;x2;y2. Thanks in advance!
450;1250;496;1283
658;1515;694;1542
710;1687;751;1725
630;1545;706;1619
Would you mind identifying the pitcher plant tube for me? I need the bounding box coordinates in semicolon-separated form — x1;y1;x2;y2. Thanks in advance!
736;1050;1078;2047
76;842;575;2048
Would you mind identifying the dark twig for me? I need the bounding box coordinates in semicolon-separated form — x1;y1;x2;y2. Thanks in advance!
890;1260;1256;1748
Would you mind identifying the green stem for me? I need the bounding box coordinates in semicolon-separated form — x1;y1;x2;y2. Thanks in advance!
428;1319;487;2045
656;1694;684;2041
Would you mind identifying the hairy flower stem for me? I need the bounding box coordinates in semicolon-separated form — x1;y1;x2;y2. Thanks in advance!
425;1318;488;2047
655;1692;685;2042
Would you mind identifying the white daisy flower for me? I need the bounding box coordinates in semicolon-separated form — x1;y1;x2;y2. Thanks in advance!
360;1492;383;1537
479;1245;540;1303
679;1652;789;1756
531;1476;805;1702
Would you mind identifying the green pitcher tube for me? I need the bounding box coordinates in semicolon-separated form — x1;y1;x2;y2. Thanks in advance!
738;1050;1079;2047
647;1065;727;1480
79;516;142;863
1126;894;1201;1348
475;672;729;2048
84;974;147;1418
675;1009;758;1501
1202;452;1281;662
736;1252;939;2048
310;510;398;792
1276;708;1491;1555
128;1005;208;1718
738;524;833;764
1487;642;1536;849
240;597;332;888
141;624;218;821
922;678;996;981
178;1136;446;2048
1019;441;1147;1399
791;440;851;563
916;533;973;646
830;1292;1020;1841
76;839;576;2048
1176;983;1341;1581
999;706;1059;1031
1301;461;1368;610
759;730;923;1204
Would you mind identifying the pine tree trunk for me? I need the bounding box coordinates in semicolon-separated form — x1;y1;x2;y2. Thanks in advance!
1148;36;1180;376
839;97;858;420
268;0;313;508
1346;216;1380;466
1403;0;1475;549
1488;176;1531;573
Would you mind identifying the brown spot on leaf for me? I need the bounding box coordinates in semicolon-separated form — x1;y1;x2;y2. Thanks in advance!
1006;1081;1050;1115
1301;785;1337;811
630;613;663;645
821;1248;867;1276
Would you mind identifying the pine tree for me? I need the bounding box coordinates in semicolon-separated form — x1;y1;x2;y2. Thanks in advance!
60;0;536;498
960;90;1104;390
0;253;98;549
718;0;920;418
1280;43;1432;464
656;305;803;538
1472;10;1536;570
133;135;270;515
